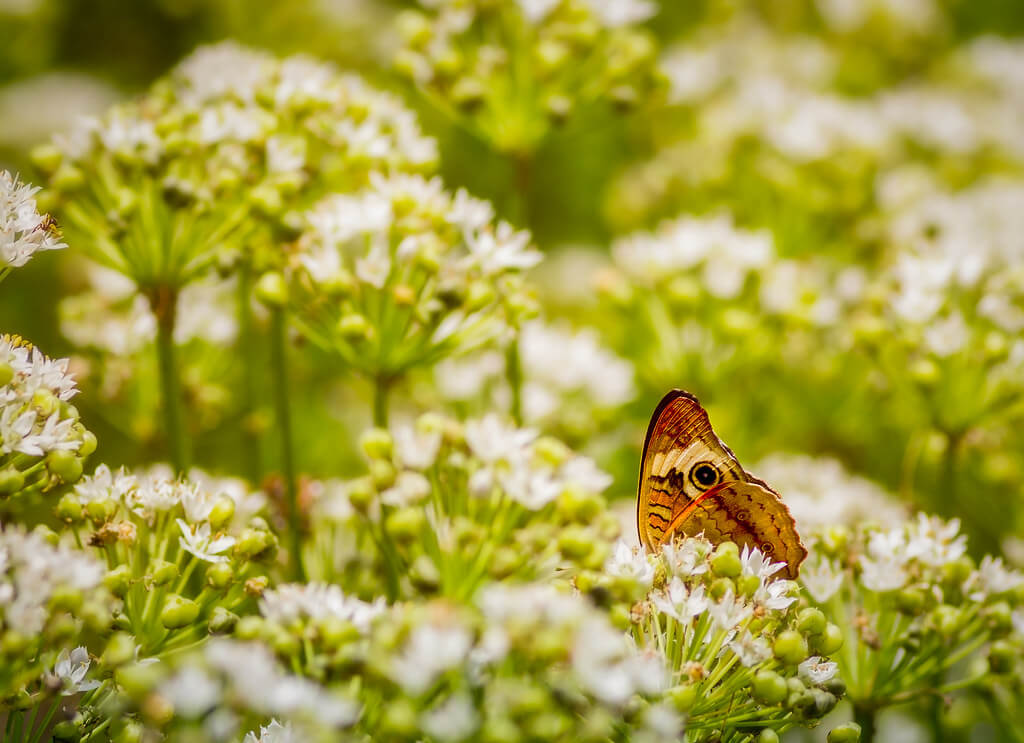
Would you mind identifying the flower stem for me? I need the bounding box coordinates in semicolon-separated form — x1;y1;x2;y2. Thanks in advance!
506;339;523;425
237;264;262;483
152;285;189;473
270;306;304;581
373;374;391;428
853;703;876;743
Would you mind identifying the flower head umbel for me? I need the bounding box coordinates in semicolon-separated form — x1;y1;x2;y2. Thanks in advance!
287;174;540;384
612;537;843;739
0;335;94;500
0;170;65;279
56;465;277;658
305;412;617;601
0;526;112;700
394;0;662;154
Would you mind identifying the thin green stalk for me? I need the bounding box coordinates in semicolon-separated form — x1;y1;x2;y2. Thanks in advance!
237;264;262;483
506;339;523;426
373;375;391;428
270;307;304;581
29;700;61;743
151;285;189;473
854;704;876;743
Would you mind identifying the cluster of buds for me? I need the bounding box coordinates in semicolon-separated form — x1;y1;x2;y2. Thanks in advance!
32;41;437;289
394;0;663;153
278;173;541;385
800;514;1024;728
595;536;847;740
0;335;95;501
0;526;113;704
53;464;277;659
307;412;619;601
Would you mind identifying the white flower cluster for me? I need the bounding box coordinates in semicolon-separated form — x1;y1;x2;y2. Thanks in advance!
48;646;101;696
0;526;104;635
435;318;635;426
0;170;65;271
59;42;436;187
860;513;968;592
612;214;773;297
463;413;611;510
71;464;265;562
158;639;359;734
754;453;906;531
0;335;85;460
259;583;386;633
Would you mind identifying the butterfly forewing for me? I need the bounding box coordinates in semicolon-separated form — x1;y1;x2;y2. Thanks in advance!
637;389;806;578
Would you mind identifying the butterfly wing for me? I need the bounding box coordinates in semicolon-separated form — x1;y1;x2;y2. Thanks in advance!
637;390;751;552
664;481;807;579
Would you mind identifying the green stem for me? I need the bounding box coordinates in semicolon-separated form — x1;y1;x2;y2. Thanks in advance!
270;307;304;581
853;703;876;743
152;285;189;473
373;375;391;428
237;265;262;483
506;339;523;426
29;699;61;743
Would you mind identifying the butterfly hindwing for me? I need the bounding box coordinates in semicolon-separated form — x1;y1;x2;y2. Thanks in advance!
665;481;807;580
637;389;806;578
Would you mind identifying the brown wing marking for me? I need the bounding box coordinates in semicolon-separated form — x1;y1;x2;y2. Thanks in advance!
664;481;807;579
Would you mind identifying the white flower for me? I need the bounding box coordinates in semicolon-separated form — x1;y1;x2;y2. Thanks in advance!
605;540;655;588
707;589;752;631
859;556;908;592
754;579;797;611
740;545;786;582
573;616;668;706
965;555;1024;601
499;466;563;510
661;539;710;578
393;421;443;470
801;557;843;603
798;656;838;685
582;0;658;27
1;170;66;270
380;471;432;507
463;222;542;274
51;647;101;695
391;622;474;695
904;513;967;567
244;720;297;743
464;414;537;464
177;519;236;563
421;692;479;741
652;577;708;622
729;632;772;666
259;583;385;632
160;666;221;716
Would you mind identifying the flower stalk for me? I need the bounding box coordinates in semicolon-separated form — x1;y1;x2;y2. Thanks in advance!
151;286;189;473
269;306;303;581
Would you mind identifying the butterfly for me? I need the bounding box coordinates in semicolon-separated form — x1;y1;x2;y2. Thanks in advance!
637;389;806;579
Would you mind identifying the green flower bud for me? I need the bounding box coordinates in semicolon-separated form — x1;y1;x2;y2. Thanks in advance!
752;669;789;704
410;553;441;592
52;164;85;191
338;312;372;341
736;573;760;597
797;607;827;636
206;561;233;589
207;497;235;530
482;717;520;743
79;431;98;457
943;556;975;586
668;683;698;712
381;697;418;736
360;428;393;461
988;639;1016;674
896;587;927;614
30;143;63;174
932;604;963;636
103;632;137;667
255;272;288;307
319;617;361;649
1;631;30;655
558;525;595;560
55;492;83;522
347;477;375;512
49;585;83;613
709;577;735;600
115;662;163;699
823;677;847;697
270;625;300;656
369;459;396;490
52;720;81;742
250;184;283;216
0;362;14;387
385;507;425;542
757;730;781;743
396;10;431;47
711;545;742;577
160;594;200;629
208;607;239;634
114;721;144;743
234;615;264;641
104;565;132;597
245;575;270;597
809;688;838;717
820;526;850;556
909;358;939;384
452;77;487;110
33;388;58;416
81;599;113;632
806;622;842;656
148;559;178;587
490;546;524;579
827;722;862;743
534;436;571;467
774;629;809;665
235;528;273;559
545;95;572;124
984;601;1013;634
85;498;116;524
0;467;25;495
